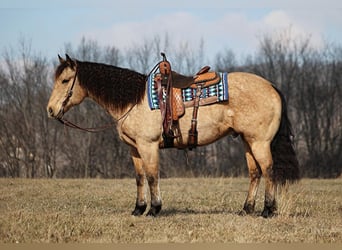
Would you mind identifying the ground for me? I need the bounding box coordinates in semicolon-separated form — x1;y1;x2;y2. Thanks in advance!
0;178;341;243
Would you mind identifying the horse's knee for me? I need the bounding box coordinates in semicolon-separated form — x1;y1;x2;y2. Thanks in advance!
146;174;157;185
135;173;145;187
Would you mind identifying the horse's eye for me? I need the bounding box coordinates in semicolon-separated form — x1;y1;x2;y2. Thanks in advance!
62;79;69;84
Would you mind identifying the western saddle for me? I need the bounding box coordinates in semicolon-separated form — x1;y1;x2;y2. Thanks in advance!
154;53;221;149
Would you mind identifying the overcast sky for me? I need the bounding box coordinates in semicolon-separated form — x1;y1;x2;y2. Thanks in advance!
0;0;341;64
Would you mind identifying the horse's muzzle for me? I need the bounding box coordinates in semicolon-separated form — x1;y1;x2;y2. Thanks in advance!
47;106;64;119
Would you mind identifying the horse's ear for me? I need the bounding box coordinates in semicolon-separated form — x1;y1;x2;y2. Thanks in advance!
58;54;65;64
65;54;72;61
65;54;76;69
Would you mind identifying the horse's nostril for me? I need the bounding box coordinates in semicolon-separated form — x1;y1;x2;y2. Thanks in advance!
48;107;54;116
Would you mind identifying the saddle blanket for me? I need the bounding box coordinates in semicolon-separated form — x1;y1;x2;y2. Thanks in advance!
147;72;229;110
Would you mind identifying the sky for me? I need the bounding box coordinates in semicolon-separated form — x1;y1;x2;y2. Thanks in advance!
0;0;341;64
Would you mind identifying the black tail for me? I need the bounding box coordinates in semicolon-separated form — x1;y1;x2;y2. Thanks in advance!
271;86;300;185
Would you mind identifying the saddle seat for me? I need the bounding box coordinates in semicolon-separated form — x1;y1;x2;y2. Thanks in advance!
172;66;221;89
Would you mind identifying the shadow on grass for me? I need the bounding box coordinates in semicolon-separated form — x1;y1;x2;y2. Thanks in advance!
157;207;309;218
158;207;255;217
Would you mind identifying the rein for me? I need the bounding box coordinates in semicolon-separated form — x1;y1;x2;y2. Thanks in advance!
57;117;114;132
55;66;135;133
56;104;135;133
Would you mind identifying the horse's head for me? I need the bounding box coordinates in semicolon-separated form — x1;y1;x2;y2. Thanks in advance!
47;54;87;119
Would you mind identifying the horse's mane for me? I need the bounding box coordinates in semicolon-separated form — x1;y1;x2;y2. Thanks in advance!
55;60;147;112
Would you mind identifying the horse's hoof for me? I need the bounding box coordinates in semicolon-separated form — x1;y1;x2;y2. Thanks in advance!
243;203;255;214
131;203;147;216
238;210;248;216
146;204;162;217
261;208;277;218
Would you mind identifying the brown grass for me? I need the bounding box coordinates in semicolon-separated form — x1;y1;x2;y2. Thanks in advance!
0;178;341;243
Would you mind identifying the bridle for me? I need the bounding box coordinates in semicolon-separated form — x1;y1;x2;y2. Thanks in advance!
57;67;78;119
55;66;134;133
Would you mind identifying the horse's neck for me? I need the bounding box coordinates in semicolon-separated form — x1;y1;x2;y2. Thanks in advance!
78;62;146;120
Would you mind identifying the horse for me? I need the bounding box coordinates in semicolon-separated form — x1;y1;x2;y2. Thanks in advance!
47;54;300;218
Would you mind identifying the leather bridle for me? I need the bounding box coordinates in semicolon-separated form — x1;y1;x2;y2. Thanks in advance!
57;68;78;120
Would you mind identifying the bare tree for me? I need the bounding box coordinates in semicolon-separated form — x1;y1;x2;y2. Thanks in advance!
0;37;54;177
214;48;237;72
294;45;342;177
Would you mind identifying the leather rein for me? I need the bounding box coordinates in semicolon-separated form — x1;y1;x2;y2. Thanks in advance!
56;67;134;133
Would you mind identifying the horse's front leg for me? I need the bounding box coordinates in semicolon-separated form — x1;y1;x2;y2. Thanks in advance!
130;147;147;216
137;141;162;217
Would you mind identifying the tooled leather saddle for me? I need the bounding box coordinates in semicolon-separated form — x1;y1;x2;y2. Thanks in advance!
153;53;221;149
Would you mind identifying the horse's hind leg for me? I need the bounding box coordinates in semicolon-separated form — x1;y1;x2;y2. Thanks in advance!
242;140;262;215
250;141;277;218
130;147;147;216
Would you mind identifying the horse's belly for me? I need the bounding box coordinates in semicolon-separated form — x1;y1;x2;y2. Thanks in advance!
174;104;233;147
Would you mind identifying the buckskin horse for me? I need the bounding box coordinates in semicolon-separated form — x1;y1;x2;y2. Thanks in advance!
47;54;300;218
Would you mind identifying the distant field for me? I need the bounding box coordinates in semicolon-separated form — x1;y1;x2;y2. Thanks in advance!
0;178;341;243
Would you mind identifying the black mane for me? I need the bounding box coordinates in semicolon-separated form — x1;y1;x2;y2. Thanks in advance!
56;60;147;111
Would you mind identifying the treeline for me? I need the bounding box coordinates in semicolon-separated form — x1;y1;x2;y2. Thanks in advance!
0;31;341;178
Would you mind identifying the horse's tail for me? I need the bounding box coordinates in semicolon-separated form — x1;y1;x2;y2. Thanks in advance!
271;86;300;185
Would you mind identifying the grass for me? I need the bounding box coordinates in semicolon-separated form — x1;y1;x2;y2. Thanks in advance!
0;178;341;243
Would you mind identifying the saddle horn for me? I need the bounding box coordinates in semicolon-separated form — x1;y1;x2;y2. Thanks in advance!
161;52;167;61
159;52;171;75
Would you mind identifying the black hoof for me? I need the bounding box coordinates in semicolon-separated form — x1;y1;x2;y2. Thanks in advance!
238;210;248;216
146;204;162;217
131;203;147;216
261;207;277;218
243;203;255;214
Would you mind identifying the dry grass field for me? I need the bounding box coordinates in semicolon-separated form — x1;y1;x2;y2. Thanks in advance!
0;178;341;243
